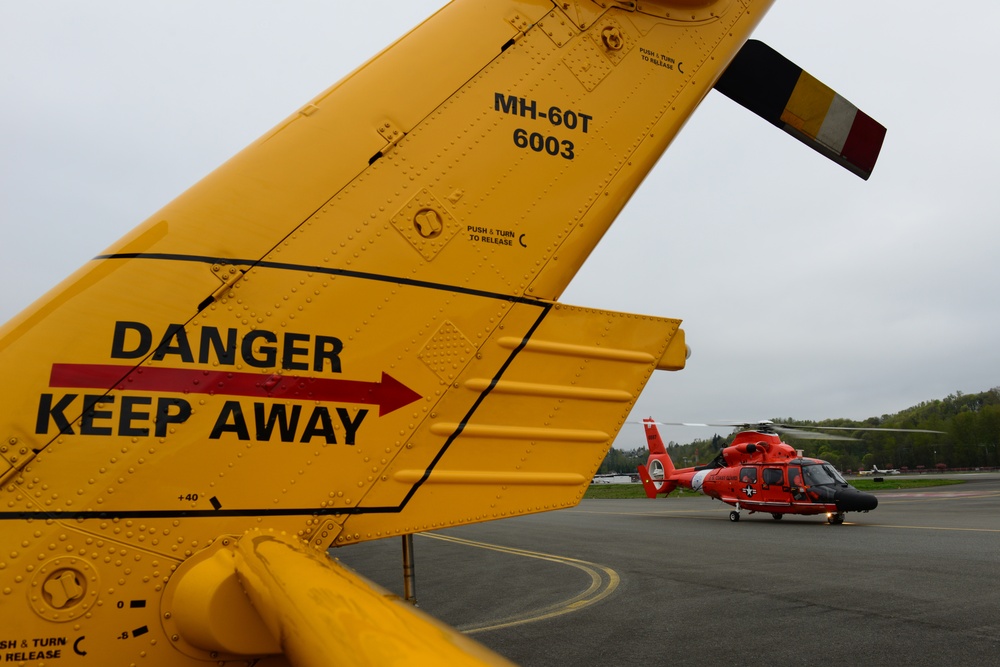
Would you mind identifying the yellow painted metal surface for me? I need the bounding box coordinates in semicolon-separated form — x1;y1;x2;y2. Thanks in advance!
781;71;837;136
0;0;780;664
233;531;514;666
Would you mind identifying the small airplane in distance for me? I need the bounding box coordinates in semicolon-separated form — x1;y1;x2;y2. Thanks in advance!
859;465;901;476
637;419;888;524
2;1;886;664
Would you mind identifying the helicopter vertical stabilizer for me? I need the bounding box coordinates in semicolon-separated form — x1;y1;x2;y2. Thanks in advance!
643;416;669;456
638;418;678;497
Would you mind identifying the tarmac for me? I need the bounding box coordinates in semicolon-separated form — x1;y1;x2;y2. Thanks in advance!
334;473;1000;666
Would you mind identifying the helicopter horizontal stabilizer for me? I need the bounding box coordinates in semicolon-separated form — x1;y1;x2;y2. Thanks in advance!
638;464;675;498
714;39;886;180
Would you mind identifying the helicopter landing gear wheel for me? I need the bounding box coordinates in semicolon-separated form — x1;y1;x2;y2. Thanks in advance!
828;512;845;525
729;510;740;522
771;513;783;520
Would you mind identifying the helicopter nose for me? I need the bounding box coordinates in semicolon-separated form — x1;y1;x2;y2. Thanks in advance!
834;487;878;512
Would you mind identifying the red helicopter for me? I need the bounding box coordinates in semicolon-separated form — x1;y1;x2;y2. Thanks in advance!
636;418;912;524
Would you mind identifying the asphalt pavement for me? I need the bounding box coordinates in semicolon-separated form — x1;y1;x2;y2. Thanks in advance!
335;473;1000;666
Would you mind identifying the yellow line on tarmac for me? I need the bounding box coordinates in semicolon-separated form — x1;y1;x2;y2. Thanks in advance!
419;532;619;634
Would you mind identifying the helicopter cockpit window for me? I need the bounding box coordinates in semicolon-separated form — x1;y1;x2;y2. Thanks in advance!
802;464;837;486
762;468;784;487
739;467;757;484
823;464;847;485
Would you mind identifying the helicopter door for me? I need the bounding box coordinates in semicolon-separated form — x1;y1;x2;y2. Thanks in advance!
786;465;806;501
761;467;784;490
738;467;759;502
761;467;790;505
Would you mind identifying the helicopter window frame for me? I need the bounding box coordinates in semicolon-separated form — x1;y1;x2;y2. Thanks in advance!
801;464;837;486
762;467;784;488
787;465;805;500
739;467;757;484
823;464;847;485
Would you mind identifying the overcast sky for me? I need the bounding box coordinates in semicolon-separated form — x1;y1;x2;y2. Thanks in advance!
2;1;997;449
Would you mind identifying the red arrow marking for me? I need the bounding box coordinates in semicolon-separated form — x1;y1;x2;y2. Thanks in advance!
49;363;421;417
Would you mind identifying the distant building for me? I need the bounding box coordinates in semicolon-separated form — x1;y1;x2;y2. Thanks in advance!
591;473;636;484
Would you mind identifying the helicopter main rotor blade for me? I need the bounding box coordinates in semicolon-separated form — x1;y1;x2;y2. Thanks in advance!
630;420;714;427
632;419;945;438
772;423;945;434
771;426;856;441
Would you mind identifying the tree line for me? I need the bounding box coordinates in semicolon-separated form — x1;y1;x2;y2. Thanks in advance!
599;387;1000;475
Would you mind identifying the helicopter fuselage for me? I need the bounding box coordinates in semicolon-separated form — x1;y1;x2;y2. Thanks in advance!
641;428;878;524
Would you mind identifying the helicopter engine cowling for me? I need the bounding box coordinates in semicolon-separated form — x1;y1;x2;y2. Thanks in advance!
721;441;770;465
